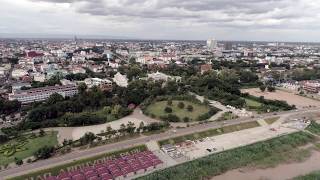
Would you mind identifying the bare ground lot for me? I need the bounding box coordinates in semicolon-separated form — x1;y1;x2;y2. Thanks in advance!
242;88;320;109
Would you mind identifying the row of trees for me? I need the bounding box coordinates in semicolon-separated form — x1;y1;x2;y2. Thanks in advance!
259;85;276;92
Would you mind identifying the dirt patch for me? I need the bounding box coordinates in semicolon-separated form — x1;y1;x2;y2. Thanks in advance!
242;88;320;109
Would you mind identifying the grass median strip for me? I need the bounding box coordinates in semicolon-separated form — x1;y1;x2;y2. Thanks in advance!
294;170;320;180
265;117;280;125
8;145;147;180
159;121;260;146
138;132;316;180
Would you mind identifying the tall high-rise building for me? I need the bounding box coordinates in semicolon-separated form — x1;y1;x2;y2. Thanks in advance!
207;38;217;51
224;42;233;50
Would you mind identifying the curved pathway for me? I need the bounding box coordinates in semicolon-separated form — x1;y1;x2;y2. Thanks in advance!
43;108;161;143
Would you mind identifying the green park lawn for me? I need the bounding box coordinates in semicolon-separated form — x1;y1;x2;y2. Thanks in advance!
146;100;210;121
244;98;262;108
0;131;58;166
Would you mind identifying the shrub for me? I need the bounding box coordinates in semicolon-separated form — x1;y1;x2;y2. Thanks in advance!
187;105;194;112
34;146;55;159
267;86;276;92
14;157;23;166
177;102;185;109
167;99;173;106
151;114;156;118
183;117;190;122
160;114;180;122
164;107;173;113
167;114;180;122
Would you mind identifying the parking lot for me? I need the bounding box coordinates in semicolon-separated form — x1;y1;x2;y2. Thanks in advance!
161;117;309;160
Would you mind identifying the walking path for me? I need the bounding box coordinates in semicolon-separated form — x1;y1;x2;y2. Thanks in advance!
43;108;161;143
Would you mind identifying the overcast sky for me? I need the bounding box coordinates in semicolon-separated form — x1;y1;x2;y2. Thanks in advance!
1;0;320;42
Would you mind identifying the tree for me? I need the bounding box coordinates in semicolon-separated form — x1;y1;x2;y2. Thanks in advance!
79;132;96;145
187;105;194;112
259;85;266;92
119;123;127;135
105;126;115;139
267;86;276;92
164;107;173;113
126;121;136;134
46;93;64;105
0;133;8;143
78;83;87;94
138;121;145;133
239;70;258;84
14;157;23;165
34;146;55;159
177;102;185;109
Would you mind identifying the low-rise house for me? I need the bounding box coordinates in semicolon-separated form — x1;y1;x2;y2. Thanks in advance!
147;71;181;82
84;78;112;91
11;69;28;79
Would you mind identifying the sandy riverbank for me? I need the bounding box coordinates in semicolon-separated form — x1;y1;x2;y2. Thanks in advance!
212;150;320;180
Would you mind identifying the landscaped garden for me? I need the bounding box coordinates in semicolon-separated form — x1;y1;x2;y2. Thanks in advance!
0;131;58;166
142;95;219;122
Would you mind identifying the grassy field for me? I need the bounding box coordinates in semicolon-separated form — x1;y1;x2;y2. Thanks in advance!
159;121;260;146
0;131;58;166
145;100;210;121
138;132;316;180
306;121;320;135
218;112;237;121
294;170;320;180
244;98;262;107
9;145;147;180
265;117;280;125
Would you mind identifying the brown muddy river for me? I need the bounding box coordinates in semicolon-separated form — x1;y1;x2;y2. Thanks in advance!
212;151;320;180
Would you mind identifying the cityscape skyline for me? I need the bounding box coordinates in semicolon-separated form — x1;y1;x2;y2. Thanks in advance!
1;0;320;42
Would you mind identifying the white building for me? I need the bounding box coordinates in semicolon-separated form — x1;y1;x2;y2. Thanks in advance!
147;72;181;82
12;82;31;92
9;85;78;104
207;38;217;51
11;69;28;79
33;73;46;82
84;78;112;88
113;72;128;87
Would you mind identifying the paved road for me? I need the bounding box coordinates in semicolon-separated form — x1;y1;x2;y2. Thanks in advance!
1;108;318;179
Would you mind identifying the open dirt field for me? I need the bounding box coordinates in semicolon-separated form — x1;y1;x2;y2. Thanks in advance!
242;88;320;109
178;115;298;160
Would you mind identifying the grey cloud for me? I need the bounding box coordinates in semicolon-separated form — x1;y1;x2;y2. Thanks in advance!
29;0;320;29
